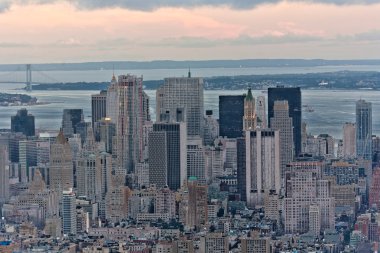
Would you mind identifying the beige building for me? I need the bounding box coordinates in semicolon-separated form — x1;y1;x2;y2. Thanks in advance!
50;131;73;196
284;170;335;235
343;122;356;158
200;233;229;253
270;100;293;185
241;233;270;253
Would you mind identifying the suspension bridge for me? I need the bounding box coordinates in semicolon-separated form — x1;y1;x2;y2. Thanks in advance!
0;64;60;91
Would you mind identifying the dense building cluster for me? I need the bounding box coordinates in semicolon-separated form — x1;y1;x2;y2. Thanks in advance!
0;72;379;253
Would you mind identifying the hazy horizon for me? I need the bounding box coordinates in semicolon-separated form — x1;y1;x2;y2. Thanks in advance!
1;0;380;63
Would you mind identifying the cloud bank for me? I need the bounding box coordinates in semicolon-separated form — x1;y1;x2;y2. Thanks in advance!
1;0;380;12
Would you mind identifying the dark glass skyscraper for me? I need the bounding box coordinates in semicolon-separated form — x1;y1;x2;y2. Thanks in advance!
61;109;84;137
219;95;245;138
268;87;301;156
149;122;187;191
11;108;35;137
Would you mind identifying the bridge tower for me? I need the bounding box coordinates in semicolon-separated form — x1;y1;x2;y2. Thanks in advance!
26;64;32;92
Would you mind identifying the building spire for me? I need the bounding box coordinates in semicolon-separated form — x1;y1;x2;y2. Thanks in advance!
188;67;191;78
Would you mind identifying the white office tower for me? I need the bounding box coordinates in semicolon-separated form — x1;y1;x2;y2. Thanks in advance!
243;88;256;131
256;96;267;129
156;73;204;137
343;122;356;158
246;129;280;207
284;170;335;235
108;74;148;173
76;127;102;202
270;101;293;185
62;189;77;235
0;145;9;205
50;131;73;196
187;137;206;184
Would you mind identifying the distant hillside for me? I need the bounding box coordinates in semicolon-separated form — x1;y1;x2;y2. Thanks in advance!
3;59;380;71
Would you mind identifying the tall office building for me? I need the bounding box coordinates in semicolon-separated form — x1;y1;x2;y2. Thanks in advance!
91;90;107;128
94;118;116;154
284;169;335;234
268;87;302;156
109;74;148;173
187;137;206;184
61;189;77;235
256;96;267;129
156;74;204;137
356;100;372;160
187;178;208;230
11;108;35;137
0;145;9;205
19;139;37;183
343;123;356;158
50;131;73;195
61;109;84;137
203;110;219;146
106;75;118;125
76;128;102;202
270;100;293;184
246;129;280;207
237;137;247;201
219;95;245;138
148;122;187;190
243;88;256;131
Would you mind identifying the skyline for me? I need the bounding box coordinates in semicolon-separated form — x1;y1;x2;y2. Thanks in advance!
1;0;380;63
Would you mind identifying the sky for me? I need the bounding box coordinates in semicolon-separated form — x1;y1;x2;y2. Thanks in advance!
1;0;380;63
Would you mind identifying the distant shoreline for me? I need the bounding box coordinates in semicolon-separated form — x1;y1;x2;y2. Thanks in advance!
27;70;380;91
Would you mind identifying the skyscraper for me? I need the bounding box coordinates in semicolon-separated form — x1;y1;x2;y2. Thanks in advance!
270;100;293;183
219;95;245;138
61;189;77;235
243;88;256;131
187;178;208;230
356;99;372;160
106;75;118;125
156;74;204;137
50;131;73;195
61;109;84;137
11;108;35;137
0;145;9;205
343;122;356;158
91;90;107;128
237;137;247;201
246;129;280;207
148;122;187;190
76;128;102;202
203;110;219;146
284;170;335;235
256;96;267;129
187;137;206;184
110;74;148;173
268;87;302;156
